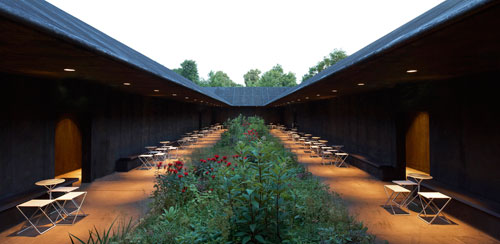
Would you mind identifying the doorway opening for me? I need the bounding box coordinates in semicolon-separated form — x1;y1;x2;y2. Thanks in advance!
405;111;430;175
54;115;82;186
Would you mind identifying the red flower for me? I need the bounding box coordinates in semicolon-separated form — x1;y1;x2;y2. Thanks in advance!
214;155;219;159
164;165;167;169
226;162;232;167
244;157;247;159
205;171;209;175
173;169;178;174
168;163;173;167
178;174;183;178
184;172;188;176
211;175;215;179
211;167;214;171
231;168;235;171
182;188;185;193
233;155;239;158
200;159;204;162
210;188;213;192
222;156;227;160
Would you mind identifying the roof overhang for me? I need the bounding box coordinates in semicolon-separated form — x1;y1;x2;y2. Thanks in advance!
267;0;500;107
0;1;230;107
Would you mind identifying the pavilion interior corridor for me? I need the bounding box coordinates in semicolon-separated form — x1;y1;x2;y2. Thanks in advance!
0;130;224;244
271;129;499;244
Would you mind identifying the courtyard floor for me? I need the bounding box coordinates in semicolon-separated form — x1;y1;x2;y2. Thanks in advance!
0;130;223;244
271;129;499;244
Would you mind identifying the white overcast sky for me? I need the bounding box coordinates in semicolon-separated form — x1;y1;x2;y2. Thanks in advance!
47;0;444;85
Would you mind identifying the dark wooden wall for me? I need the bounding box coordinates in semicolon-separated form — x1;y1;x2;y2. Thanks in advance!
281;74;500;204
428;77;500;203
283;90;398;167
0;73;213;201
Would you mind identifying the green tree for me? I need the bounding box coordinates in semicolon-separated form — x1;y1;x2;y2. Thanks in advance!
205;71;241;87
173;59;200;84
258;64;297;87
302;49;347;82
243;69;261;87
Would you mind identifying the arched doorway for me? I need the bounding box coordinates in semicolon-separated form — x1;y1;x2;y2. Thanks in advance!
55;116;82;182
405;111;430;174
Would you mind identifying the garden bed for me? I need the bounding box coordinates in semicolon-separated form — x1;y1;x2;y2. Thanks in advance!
72;115;374;244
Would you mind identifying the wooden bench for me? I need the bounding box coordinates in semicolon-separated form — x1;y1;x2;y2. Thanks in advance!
115;155;141;172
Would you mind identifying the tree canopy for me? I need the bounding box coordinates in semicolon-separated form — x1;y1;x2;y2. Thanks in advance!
202;71;242;87
259;64;297;87
173;50;346;87
243;69;261;87
243;65;297;87
301;49;348;82
173;60;200;85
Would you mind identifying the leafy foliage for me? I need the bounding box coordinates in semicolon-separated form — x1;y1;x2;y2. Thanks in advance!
201;70;242;87
72;115;374;243
243;69;262;87
302;49;348;82
173;60;201;85
243;65;296;87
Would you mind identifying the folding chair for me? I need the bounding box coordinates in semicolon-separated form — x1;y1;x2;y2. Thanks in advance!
168;146;178;159
154;152;166;162
138;154;154;168
321;151;334;165
335;152;349;167
310;145;320;157
54;191;87;225
17;199;62;234
383;185;411;215
418;192;452;224
392;180;418;207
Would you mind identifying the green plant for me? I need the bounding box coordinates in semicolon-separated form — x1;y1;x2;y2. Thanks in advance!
69;218;133;244
73;115;374;243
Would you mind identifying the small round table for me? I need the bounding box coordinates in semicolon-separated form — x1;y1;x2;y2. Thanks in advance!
36;178;65;199
407;173;433;192
159;141;170;146
312;136;321;140
145;146;156;152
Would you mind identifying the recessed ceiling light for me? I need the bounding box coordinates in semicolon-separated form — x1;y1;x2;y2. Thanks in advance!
123;82;131;86
406;69;418;73
305;97;309;99
332;89;337;92
200;100;203;102
287;102;290;104
185;97;189;99
194;99;197;101
357;83;365;86
316;94;320;96
172;93;177;96
154;89;159;92
297;99;301;101
64;68;75;72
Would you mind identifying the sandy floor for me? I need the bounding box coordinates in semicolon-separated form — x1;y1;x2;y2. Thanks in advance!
272;129;499;244
0;129;224;244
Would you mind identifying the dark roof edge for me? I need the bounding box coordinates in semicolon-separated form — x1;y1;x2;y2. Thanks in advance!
264;0;495;106
0;2;231;105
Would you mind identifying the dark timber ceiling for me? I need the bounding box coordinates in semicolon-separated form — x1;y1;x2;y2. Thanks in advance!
1;0;499;108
